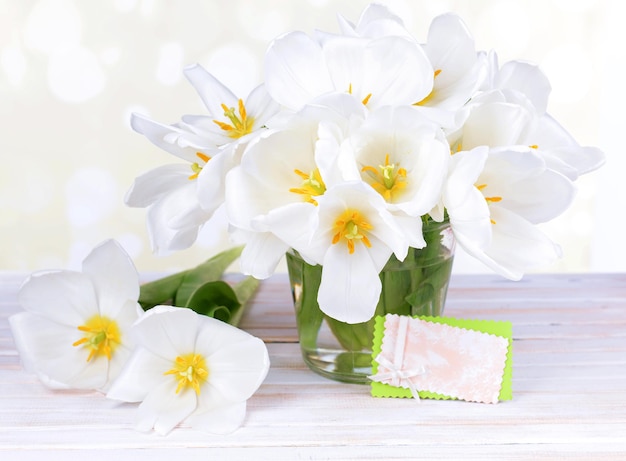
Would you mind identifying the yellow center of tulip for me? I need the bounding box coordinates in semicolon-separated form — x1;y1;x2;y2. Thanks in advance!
213;99;254;139
361;153;407;202
164;353;209;395
289;168;327;205
332;209;373;254
73;315;121;362
189;152;211;180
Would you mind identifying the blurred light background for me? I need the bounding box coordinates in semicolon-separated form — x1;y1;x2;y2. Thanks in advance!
0;0;621;275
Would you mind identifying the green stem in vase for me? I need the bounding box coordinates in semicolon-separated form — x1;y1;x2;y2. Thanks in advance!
286;251;324;351
287;218;455;361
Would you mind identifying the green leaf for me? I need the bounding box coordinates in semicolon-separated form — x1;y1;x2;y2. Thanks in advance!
174;246;243;306
137;246;261;327
326;317;373;351
229;276;260;327
405;282;435;308
138;272;187;310
184;281;241;323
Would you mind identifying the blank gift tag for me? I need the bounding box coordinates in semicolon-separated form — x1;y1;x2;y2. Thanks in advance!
370;314;513;403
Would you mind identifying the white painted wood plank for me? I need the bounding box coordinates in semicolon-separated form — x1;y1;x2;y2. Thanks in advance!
5;445;626;461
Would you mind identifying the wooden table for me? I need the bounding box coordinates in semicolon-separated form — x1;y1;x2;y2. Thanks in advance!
1;272;625;459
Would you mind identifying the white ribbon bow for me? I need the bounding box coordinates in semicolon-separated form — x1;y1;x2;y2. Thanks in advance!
369;315;427;400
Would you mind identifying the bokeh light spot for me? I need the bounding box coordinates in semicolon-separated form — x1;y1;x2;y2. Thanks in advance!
24;0;82;55
47;46;106;103
65;168;118;228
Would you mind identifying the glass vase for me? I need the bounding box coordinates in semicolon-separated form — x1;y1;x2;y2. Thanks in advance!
286;220;455;384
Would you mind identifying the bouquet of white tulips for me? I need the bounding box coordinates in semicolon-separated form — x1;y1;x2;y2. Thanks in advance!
127;3;604;326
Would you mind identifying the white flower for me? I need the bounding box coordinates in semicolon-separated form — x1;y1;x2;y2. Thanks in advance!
447;147;576;280
480;51;552;114
181;63;281;147
10;240;142;391
336;8;485;127
416;13;485;112
264;30;433;111
339;105;449;248
125;118;237;254
107;306;270;435
468;57;605;179
297;182;408;323
127;64;280;254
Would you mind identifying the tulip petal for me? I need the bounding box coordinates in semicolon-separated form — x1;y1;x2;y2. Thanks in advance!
196;320;269;401
132;306;198;360
323;35;433;106
18;271;97;327
265;31;333;110
9;313;107;390
482;148;576;224
259;202;321;263
497;60;551;114
124;164;191;208
195;147;235;212
239;231;289;279
107;347;171;403
82;240;140;319
318;243;381;324
425;13;476;87
462;102;532;149
457;206;561;280
136;378;197;435
421;13;481;110
130;113;209;162
144;183;211;254
186;400;247;434
244;83;281;127
183;63;238;118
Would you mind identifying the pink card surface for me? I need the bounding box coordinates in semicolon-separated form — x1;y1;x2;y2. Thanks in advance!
371;314;510;404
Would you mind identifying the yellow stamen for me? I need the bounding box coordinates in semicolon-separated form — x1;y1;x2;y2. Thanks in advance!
331;209;373;254
476;183;501;222
212;98;254;139
73;315;121;362
164;353;209;395
477;184;502;203
434;69;442;77
188;152;212;180
529;144;538;149
347;82;372;106
361;153;407;202
289;168;326;205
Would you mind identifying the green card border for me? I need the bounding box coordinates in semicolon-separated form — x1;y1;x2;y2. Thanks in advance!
371;315;513;401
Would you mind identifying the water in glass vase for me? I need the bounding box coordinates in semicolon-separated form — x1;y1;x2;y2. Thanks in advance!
286;220;455;384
